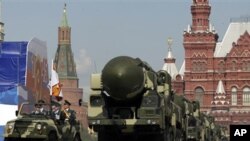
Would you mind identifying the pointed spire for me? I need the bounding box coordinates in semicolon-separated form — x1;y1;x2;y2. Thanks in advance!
187;24;191;33
60;3;69;27
211;80;229;105
55;3;78;85
211;80;229;112
167;37;173;59
162;37;179;79
216;80;225;94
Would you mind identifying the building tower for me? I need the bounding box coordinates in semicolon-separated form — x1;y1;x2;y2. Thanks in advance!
0;0;5;42
162;37;184;95
54;4;78;87
179;0;250;129
162;37;178;79
183;0;218;109
54;4;88;128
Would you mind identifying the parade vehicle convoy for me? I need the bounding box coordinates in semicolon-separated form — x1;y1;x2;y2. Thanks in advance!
3;55;229;141
3;102;83;141
88;56;229;141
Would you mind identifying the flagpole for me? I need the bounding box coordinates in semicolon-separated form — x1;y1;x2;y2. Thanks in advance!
48;59;53;112
50;59;63;103
50;59;53;103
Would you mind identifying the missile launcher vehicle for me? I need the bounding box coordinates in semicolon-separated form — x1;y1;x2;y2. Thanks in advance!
88;56;229;141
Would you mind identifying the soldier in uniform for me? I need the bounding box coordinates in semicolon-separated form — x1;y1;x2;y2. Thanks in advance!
61;100;76;123
61;100;76;140
32;100;47;115
51;101;61;121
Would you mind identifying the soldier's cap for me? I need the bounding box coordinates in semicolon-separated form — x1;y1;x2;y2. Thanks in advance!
35;99;45;107
64;100;71;106
51;100;61;107
38;100;45;104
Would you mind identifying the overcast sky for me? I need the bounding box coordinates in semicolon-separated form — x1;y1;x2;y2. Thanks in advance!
2;0;250;101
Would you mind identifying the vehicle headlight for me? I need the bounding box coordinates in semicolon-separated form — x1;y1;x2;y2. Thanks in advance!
8;124;13;130
36;123;42;130
5;122;15;134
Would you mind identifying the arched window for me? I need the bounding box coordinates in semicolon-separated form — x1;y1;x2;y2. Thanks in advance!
242;61;247;71
195;87;204;106
62;31;64;40
247;61;250;71
193;61;207;72
232;61;237;71
192;62;197;71
201;62;207;71
218;61;225;73
242;60;250;71
231;87;237;105
198;62;202;71
243;87;250;105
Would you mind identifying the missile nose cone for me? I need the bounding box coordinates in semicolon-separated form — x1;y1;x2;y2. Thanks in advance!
102;56;145;101
117;72;123;78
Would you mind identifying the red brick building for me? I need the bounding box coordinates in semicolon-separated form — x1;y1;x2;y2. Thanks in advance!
163;0;250;127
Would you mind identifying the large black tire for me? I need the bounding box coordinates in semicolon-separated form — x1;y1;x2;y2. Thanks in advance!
48;132;58;141
149;133;167;141
154;130;168;141
98;127;120;141
98;132;113;141
139;131;167;141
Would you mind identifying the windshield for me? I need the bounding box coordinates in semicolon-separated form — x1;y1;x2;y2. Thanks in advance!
19;103;53;116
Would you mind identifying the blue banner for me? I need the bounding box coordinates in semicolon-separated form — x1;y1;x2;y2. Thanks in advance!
0;39;49;141
0;126;3;141
0;87;18;105
0;42;27;94
0;42;27;106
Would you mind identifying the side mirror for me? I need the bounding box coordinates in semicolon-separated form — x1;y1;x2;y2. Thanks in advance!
15;110;19;116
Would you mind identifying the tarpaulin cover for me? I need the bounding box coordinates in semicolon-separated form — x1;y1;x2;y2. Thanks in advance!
0;42;28;105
